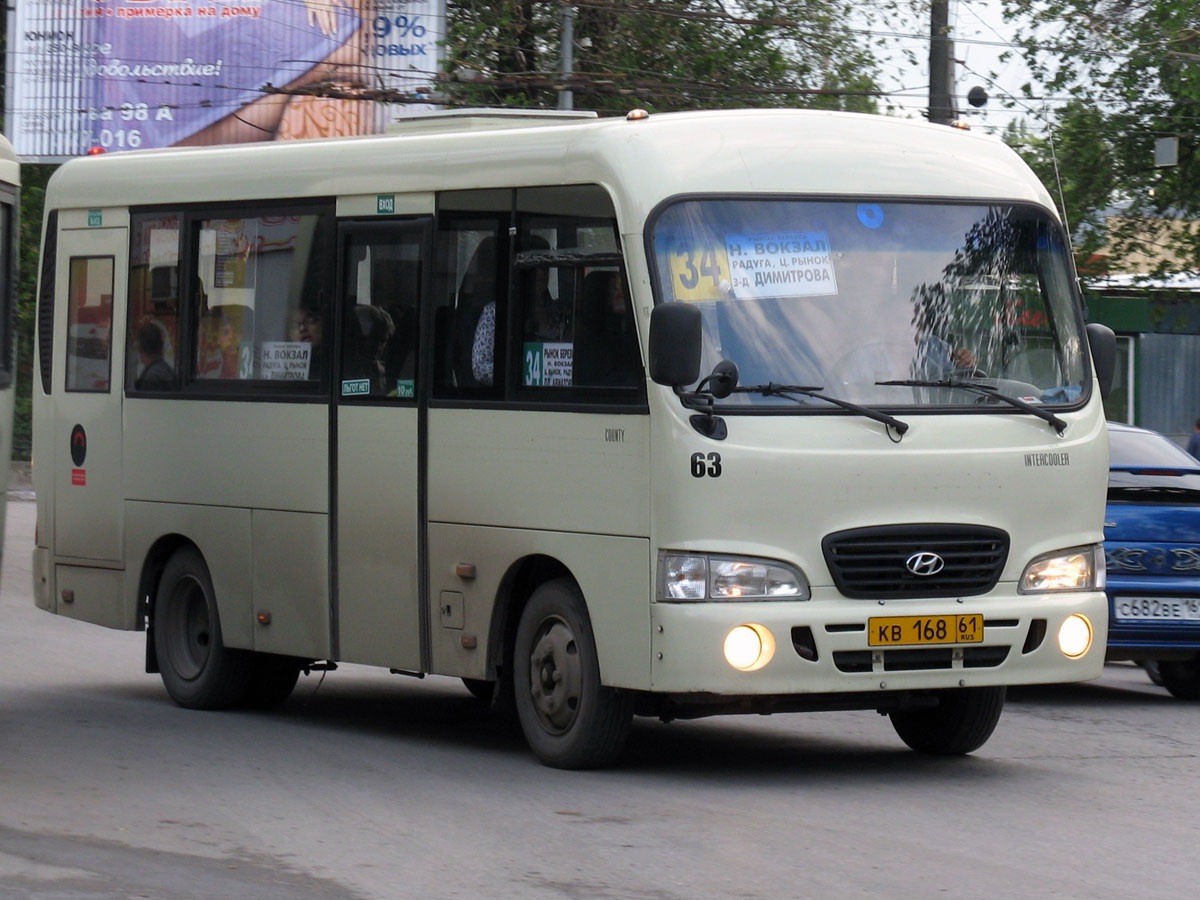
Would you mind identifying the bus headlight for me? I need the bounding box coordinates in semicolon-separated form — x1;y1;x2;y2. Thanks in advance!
1019;544;1105;593
724;623;776;671
659;553;810;601
1057;614;1093;658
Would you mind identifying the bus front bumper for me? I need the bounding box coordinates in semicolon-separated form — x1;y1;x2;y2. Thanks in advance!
647;591;1107;696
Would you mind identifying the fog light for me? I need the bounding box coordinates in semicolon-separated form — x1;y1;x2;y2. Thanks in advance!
723;624;776;672
1057;614;1093;659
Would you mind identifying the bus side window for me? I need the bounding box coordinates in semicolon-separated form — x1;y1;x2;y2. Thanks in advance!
65;256;115;393
433;226;504;394
339;234;422;400
127;213;181;393
512;186;642;398
374;258;420;392
573;269;640;388
186;209;331;385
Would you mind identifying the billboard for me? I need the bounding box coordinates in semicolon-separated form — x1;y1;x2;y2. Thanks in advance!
7;0;444;160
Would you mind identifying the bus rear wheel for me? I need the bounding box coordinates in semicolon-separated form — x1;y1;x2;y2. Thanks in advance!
514;579;632;769
889;686;1005;755
154;547;253;710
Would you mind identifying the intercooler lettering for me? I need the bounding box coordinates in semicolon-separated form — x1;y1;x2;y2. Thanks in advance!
1024;452;1070;467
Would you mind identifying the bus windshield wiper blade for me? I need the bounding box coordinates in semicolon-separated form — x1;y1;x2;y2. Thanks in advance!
877;378;1067;435
734;383;909;436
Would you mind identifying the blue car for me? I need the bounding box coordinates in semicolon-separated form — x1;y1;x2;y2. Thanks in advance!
1105;422;1200;699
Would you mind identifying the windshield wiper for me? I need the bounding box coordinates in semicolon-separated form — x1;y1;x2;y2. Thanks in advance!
877;378;1067;435
733;383;909;436
678;361;908;439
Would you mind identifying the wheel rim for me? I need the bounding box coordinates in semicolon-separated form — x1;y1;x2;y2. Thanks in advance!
527;616;583;735
163;575;211;682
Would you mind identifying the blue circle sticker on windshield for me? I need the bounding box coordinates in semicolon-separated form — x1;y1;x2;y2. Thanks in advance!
857;204;885;229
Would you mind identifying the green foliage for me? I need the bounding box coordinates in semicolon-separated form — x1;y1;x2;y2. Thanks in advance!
444;1;883;113
1002;0;1200;274
12;164;54;460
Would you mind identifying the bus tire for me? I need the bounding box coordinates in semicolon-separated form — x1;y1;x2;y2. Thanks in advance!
889;686;1005;755
243;654;304;709
154;547;253;710
514;579;632;769
1157;654;1200;700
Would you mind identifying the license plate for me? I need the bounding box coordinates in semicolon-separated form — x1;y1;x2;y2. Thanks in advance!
868;614;984;647
1113;597;1200;622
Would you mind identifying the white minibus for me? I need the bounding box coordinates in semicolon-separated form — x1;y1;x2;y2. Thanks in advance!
33;109;1115;767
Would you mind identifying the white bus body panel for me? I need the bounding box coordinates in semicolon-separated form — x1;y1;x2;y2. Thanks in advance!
644;398;1109;692
123;401;328;511
426;408;651;684
427;524;650;685
336;405;420;669
121;399;330;656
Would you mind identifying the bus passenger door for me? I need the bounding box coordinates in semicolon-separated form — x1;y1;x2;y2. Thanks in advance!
52;222;128;564
333;221;427;669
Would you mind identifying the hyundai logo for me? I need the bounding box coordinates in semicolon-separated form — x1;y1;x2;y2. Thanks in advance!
905;551;946;577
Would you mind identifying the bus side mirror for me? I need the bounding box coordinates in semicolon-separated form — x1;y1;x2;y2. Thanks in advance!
1086;322;1116;400
648;303;702;387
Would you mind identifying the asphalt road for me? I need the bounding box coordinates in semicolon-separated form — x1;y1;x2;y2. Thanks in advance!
2;497;1197;899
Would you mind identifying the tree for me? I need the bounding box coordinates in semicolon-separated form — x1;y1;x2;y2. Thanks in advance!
1002;0;1200;275
444;1;884;113
1001;105;1121;268
12;164;54;460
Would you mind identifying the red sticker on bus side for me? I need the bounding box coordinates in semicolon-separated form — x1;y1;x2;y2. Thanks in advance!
71;469;86;486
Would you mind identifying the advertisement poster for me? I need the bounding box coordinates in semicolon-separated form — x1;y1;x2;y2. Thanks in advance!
7;0;444;160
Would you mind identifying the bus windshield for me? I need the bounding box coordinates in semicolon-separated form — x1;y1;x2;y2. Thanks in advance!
650;198;1088;410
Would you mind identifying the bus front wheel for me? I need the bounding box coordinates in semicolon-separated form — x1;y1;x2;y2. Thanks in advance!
154;547;253;710
513;579;632;769
889;686;1005;755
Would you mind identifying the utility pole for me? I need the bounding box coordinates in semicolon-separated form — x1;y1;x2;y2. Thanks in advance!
558;4;576;110
928;0;956;125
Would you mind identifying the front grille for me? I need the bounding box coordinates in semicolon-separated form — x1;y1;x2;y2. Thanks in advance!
832;646;1011;673
822;524;1009;600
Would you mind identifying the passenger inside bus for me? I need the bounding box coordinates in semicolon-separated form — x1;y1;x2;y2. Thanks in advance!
133;321;176;391
522;239;570;342
344;304;395;394
383;303;417;382
291;305;325;380
467;236;571;387
453;236;498;387
370;257;419;387
470;303;497;386
573;270;640;387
